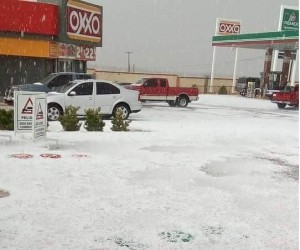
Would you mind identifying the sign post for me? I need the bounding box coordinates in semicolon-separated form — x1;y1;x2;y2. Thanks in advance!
14;91;47;140
210;18;241;93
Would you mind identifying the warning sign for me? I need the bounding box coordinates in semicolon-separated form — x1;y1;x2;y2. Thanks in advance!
15;93;34;131
33;98;47;139
36;102;44;120
21;98;33;114
14;91;47;140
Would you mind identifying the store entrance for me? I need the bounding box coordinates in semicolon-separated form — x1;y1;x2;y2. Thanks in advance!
57;60;86;73
58;60;74;72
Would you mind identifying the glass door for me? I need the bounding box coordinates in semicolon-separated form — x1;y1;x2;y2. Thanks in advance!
58;60;75;72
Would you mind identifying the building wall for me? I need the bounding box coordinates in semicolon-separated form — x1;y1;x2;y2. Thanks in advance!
88;70;179;87
87;69;234;93
0;56;54;95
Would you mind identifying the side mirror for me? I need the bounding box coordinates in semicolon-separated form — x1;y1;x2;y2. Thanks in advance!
69;91;76;96
143;82;148;87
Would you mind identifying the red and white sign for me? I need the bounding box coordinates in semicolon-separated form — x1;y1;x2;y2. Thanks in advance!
21;97;33;114
217;19;241;35
67;0;102;44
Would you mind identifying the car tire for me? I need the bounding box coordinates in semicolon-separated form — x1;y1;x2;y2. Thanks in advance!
48;104;62;121
177;96;189;107
113;104;130;119
167;100;177;107
277;103;286;109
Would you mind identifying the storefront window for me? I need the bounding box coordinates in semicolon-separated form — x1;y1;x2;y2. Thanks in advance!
58;60;75;72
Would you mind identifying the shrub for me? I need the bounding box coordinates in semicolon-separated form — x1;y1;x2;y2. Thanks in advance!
218;85;228;95
111;110;130;132
58;106;81;131
84;108;105;131
0;109;14;130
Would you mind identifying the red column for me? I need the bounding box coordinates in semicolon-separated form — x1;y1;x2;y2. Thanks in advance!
261;48;273;95
281;50;291;86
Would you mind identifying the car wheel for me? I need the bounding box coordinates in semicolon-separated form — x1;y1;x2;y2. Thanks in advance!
167;100;177;107
48;104;62;121
277;103;286;109
113;104;130;119
177;96;189;107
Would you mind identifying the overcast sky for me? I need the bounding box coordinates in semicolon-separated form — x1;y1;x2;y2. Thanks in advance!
87;0;299;79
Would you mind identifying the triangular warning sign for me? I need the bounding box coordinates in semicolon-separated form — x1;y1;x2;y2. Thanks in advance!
36;102;44;120
22;98;33;114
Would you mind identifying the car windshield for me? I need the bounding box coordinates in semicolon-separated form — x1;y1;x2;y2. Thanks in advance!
135;79;146;85
57;81;78;93
39;74;56;84
21;84;49;91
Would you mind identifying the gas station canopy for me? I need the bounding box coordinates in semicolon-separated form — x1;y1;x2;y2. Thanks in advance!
212;30;298;51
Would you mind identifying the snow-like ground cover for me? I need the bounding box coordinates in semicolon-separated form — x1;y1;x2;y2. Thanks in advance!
0;94;298;250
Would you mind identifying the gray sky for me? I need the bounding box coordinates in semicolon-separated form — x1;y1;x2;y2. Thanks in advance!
87;0;299;79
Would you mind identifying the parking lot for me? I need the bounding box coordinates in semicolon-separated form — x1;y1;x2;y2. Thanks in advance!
0;94;298;249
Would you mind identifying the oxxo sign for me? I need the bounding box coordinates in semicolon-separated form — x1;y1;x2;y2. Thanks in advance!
67;0;102;43
217;19;241;35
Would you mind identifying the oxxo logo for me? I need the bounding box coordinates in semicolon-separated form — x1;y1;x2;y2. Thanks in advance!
69;11;100;35
67;0;102;43
218;22;240;35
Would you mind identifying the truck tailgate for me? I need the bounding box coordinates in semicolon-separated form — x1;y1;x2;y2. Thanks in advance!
272;92;293;103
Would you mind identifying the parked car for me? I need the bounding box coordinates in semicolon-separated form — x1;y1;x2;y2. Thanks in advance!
126;77;199;107
114;81;134;86
47;79;142;121
4;83;52;105
271;84;299;109
3;72;92;105
235;77;260;96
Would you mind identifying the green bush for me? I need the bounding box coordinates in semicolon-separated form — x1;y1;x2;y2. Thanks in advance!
0;109;14;130
111;110;130;132
84;108;105;131
218;85;228;95
58;106;81;131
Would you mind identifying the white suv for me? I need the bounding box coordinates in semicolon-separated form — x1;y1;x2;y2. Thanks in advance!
47;79;142;121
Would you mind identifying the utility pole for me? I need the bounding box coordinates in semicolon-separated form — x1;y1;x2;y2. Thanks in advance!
125;51;132;72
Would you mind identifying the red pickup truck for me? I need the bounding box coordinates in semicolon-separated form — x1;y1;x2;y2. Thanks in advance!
126;77;199;107
271;84;299;109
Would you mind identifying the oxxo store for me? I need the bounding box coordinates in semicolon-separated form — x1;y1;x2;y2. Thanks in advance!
0;0;103;95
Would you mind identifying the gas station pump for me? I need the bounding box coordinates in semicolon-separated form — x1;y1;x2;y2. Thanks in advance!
261;71;284;97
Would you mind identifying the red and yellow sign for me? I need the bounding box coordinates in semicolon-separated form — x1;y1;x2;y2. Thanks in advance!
0;38;96;61
49;42;96;61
